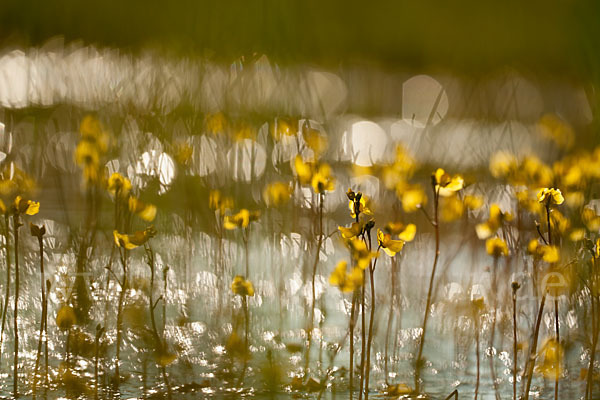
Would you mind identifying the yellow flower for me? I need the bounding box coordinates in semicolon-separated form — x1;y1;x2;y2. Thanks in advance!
338;222;362;239
385;222;417;242
74;141;100;167
486;237;508;257
490;151;518;179
107;173;132;197
537;114;574;150
535;338;563;379
128;197;157;222
272;117;298;140
205;112;227;135
433;168;464;197
464;195;484;210
113;226;156;250
56;305;77;331
209;190;233;214
475;204;512;239
294;155;313;185
347;238;377;269
568;228;585;242
231;275;255;296
13;195;40;216
583;207;600;231
377;229;405;257
329;260;364;293
263;182;292;207
397;183;427;213
537;188;564;206
527;239;540;255
440;195;464;222
224;209;260;230
311;163;335;193
302;123;328;157
348;192;371;219
540;245;560;264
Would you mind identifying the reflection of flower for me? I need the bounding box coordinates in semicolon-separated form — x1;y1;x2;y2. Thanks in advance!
231;275;255;296
113;226;156;249
329;260;363;293
224;209;260;230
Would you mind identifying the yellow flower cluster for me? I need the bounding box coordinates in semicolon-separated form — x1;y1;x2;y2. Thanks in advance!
476;204;512;239
294;156;335;193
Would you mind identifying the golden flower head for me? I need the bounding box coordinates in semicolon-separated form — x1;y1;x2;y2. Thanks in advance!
231;275;255;296
263;182;292;207
537;188;564;206
302;122;328;157
107;172;132;197
56;305;77;331
347;237;378;269
385;222;417;242
338;222;363;239
397;183;427;213
128;197;157;222
348;191;371;219
224;209;260;230
329;260;364;293
113;226;156;250
13;195;40;216
377;229;405;257
311;163;335;193
209;190;234;214
485;237;508;257
433;168;464;197
475;204;512;240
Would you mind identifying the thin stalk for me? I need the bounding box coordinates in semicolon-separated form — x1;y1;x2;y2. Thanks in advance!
414;185;440;393
364;248;380;400
384;256;397;385
33;234;46;399
523;292;547;400
512;285;519;400
114;247;127;389
0;215;10;369
349;291;357;399
306;192;324;375
586;282;598;400
13;214;21;398
554;299;559;400
489;255;501;400
95;325;104;400
358;271;366;400
475;316;480;400
146;245;172;400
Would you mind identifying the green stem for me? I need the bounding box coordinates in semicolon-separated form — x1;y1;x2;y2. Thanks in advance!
13;214;20;398
414;186;440;393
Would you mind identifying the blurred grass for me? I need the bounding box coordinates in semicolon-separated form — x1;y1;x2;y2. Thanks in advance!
0;0;599;78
